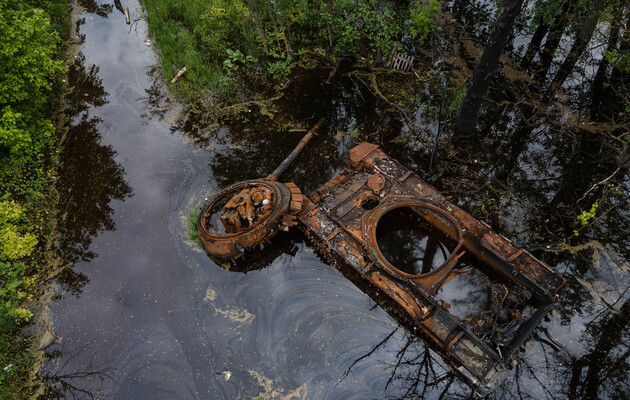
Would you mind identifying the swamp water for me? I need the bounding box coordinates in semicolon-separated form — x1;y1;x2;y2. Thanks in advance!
42;1;629;399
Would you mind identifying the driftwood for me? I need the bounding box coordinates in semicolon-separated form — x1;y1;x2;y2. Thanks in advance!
170;66;187;83
124;7;130;24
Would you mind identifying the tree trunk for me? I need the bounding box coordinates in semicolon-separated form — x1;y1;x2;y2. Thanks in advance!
521;22;549;71
548;0;606;96
608;17;630;120
568;300;630;399
534;26;564;82
590;17;621;121
272;0;292;55
534;0;573;83
456;0;525;135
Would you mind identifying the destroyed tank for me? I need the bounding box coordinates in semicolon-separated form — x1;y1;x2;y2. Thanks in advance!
197;121;567;394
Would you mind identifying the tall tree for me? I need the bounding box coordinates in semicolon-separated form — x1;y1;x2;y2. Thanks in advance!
548;0;606;96
456;0;525;135
590;7;622;121
522;0;561;70
534;0;574;82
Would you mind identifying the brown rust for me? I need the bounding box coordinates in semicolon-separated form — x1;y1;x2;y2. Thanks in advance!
198;141;567;394
197;120;321;258
267;117;325;181
296;143;567;394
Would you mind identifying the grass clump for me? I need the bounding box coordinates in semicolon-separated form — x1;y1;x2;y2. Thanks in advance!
142;0;262;98
187;207;204;248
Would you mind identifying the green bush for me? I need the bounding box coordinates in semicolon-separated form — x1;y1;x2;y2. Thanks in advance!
0;0;67;397
323;0;401;57
409;0;442;43
267;52;292;80
0;1;64;156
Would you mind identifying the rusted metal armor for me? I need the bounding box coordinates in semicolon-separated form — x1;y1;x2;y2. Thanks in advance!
197;141;567;394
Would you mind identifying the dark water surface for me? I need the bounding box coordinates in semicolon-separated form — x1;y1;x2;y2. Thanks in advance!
44;1;629;399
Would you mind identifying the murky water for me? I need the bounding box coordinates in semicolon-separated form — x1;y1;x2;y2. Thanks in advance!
42;1;629;399
375;208;454;276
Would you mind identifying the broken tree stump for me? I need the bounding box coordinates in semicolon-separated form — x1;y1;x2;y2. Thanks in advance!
124;7;130;24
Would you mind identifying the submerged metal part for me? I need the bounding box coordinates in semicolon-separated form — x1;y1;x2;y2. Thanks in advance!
197;180;296;258
197;142;567;393
298;143;567;393
196;119;320;259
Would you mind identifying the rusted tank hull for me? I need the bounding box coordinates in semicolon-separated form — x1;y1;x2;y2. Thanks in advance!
297;143;567;394
197;141;566;394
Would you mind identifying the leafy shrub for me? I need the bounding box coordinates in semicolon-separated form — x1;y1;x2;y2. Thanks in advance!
267;52;292;80
0;1;64;156
409;0;442;42
0;200;37;323
0;1;67;397
323;0;401;57
223;49;257;75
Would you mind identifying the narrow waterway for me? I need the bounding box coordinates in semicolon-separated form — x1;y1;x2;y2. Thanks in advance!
42;1;629;399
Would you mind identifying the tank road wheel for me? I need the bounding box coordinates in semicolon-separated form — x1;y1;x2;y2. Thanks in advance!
196;179;300;259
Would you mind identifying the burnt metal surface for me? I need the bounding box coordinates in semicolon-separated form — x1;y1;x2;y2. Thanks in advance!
197;120;320;258
198;142;567;394
298;143;567;393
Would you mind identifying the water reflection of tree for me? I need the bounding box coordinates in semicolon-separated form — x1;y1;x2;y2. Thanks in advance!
55;61;132;295
41;344;113;400
66;64;107;116
76;0;112;17
566;300;629;400
340;327;475;400
343;314;627;400
205;64;395;194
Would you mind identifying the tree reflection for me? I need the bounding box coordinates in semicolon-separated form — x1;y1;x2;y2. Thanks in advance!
41;344;113;400
201;62;396;194
567;300;629;400
76;0;112;17
55;60;132;295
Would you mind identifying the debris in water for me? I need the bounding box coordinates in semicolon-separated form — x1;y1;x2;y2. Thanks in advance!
196;131;567;394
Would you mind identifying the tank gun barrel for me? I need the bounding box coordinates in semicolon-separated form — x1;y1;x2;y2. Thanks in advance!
266;117;325;181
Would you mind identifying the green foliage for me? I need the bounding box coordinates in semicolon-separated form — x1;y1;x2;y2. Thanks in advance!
323;0;401;57
448;87;466;116
528;0;561;30
604;49;630;73
143;0;422;97
223;49;257;75
416;86;466;120
409;0;442;42
0;4;64;109
0;1;64;155
0;201;37;261
143;0;263;97
267;52;292;80
603;181;623;196
187;207;204;248
0;0;61;325
577;201;599;226
0;0;68;397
